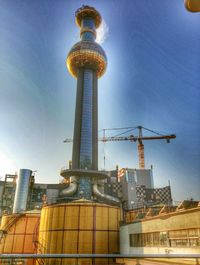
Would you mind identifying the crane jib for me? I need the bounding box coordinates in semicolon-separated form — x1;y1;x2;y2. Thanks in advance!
64;134;176;143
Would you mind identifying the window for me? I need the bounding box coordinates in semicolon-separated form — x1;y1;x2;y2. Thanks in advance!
130;229;200;248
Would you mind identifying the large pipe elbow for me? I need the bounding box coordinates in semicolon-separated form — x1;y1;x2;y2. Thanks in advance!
60;177;77;197
93;183;120;204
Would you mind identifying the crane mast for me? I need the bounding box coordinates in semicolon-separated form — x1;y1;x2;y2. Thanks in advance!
138;126;145;169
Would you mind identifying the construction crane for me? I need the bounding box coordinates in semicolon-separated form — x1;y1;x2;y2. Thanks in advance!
63;126;176;169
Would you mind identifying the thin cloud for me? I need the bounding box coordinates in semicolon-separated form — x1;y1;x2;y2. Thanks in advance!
96;19;109;44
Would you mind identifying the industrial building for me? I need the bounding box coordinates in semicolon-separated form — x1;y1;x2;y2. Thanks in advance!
120;167;171;209
0;166;172;216
0;4;199;265
117;201;200;264
0;177;65;216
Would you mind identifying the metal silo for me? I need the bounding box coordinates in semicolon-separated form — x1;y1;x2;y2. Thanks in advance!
13;169;32;213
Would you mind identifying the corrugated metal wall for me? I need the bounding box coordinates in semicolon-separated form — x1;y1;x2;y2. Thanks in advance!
38;201;121;265
0;213;40;265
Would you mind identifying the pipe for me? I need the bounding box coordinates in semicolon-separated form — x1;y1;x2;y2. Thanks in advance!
60;177;77;196
92;183;120;204
13;169;32;213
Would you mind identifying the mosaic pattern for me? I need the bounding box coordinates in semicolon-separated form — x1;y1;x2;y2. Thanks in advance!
77;176;92;199
104;182;123;198
136;185;172;204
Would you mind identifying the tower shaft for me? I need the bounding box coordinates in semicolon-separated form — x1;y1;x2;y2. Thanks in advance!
72;69;98;170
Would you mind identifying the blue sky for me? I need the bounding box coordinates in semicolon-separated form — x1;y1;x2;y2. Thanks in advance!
0;0;199;201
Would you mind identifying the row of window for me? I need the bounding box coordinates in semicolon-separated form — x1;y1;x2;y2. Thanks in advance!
69;49;106;62
79;69;93;169
68;51;106;78
130;228;200;248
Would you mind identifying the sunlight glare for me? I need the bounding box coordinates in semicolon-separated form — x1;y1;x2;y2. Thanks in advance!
96;19;109;44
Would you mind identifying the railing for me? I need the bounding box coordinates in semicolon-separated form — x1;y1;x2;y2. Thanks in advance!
32;218;40;253
0;253;199;259
32;218;46;265
0;253;200;257
0;214;25;243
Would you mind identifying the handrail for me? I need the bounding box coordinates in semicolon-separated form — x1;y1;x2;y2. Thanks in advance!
0;214;25;242
0;254;200;259
32;218;40;253
0;214;25;233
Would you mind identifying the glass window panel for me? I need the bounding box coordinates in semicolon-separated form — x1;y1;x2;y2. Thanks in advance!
80;69;93;169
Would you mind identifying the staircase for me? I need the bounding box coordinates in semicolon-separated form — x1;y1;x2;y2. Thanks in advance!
0;214;25;243
33;221;50;265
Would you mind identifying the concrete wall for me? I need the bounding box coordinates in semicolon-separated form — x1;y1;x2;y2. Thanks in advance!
127;208;200;234
46;188;59;204
122;182;137;210
135;169;153;188
122;246;200;255
0;212;40;264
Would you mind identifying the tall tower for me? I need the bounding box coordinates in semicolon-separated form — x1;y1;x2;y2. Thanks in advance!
67;6;106;171
61;6;107;200
61;6;119;203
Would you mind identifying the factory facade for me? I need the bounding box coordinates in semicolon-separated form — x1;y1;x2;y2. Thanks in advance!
0;167;172;216
117;201;200;264
0;5;199;265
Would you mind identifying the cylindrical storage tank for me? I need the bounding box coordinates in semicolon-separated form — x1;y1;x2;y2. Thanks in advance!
13;169;32;213
37;200;122;265
0;212;40;265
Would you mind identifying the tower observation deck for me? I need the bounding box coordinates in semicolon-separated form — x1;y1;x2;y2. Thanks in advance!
61;6;118;203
